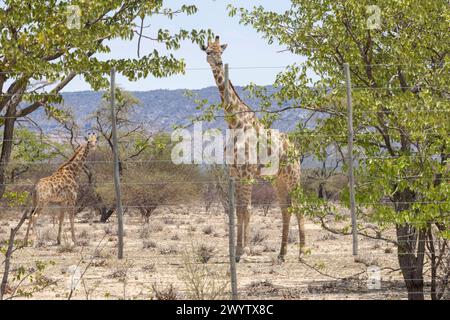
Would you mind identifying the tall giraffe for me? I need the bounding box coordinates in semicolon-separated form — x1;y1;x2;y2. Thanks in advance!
24;133;98;245
201;36;305;262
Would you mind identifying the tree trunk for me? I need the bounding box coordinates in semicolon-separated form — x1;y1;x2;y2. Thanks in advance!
100;207;115;223
394;189;425;300
0;106;17;200
396;225;426;300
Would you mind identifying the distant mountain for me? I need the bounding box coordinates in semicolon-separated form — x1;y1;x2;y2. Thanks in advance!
23;86;329;168
30;86;309;133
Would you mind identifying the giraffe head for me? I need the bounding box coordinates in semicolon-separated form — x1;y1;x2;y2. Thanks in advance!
201;36;228;68
85;132;98;150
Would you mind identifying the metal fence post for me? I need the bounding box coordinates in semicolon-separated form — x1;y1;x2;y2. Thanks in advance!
343;63;358;256
110;67;124;259
224;63;238;299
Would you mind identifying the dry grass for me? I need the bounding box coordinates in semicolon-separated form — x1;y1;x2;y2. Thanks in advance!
0;204;404;300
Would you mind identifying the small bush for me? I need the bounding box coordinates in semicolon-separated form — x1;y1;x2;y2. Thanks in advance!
251;229;268;245
151;282;179;300
180;247;229;300
150;223;164;233
162;217;175;225
196;244;216;264
143;240;157;249
142;264;156;273
202;225;214;235
159;245;178;255
139;225;152;239
57;243;75;253
103;225;113;235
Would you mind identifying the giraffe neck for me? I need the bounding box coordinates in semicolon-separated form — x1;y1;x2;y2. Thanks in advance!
60;144;90;175
211;65;260;129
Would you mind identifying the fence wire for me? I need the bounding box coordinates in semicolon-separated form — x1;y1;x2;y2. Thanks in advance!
1;62;449;301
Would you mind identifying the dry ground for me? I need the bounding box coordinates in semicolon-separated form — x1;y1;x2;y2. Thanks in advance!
0;204;410;300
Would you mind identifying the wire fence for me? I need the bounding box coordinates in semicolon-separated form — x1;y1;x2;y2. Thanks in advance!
0;62;449;300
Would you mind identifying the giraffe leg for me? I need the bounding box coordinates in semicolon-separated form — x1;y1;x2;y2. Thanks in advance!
275;180;292;263
278;208;292;262
235;182;252;263
243;208;251;249
69;204;77;245
57;210;65;245
235;210;244;262
296;212;306;258
24;206;43;246
287;169;305;260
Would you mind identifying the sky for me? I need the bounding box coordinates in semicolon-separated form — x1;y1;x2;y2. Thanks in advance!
64;0;304;92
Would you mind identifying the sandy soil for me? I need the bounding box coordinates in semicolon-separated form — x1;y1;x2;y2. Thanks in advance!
0;204;409;300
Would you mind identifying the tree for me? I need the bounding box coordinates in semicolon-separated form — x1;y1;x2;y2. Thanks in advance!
0;0;212;199
90;90;153;222
91;89;150;175
231;0;449;300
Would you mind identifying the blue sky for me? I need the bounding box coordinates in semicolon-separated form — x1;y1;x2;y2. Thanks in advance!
65;0;303;92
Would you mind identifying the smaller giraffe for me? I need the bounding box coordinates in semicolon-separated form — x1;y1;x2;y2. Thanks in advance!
24;133;98;246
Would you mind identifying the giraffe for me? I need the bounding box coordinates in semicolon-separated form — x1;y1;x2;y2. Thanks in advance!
201;36;306;262
24;133;98;246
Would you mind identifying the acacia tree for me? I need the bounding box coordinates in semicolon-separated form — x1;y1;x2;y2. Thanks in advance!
231;0;449;300
0;0;212;199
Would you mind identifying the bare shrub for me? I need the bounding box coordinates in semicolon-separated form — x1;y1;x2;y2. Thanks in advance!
159;245;178;255
251;229;268;245
263;244;277;253
151;282;180;300
196;244;216;264
179;246;229;300
79;229;90;239
107;268;128;280
143;240;157;249
101;225;126;237
142;264;156;273
103;225;113;235
77;229;91;246
162;217;175;225
149;222;164;233
57;242;75;253
202;225;214;235
319;233;338;241
246;279;277;297
139;225;152;239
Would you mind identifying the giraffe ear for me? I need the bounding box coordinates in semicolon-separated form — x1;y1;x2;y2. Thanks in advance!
201;44;207;51
221;44;228;51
